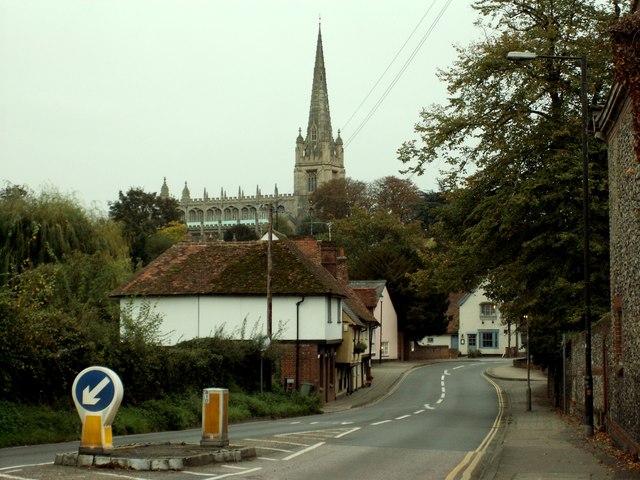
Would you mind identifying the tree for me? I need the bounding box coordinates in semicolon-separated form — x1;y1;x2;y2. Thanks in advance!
223;224;259;242
331;208;448;340
398;0;615;365
351;244;449;341
368;176;423;223
0;185;111;284
109;188;180;266
0;188;131;402
309;178;370;221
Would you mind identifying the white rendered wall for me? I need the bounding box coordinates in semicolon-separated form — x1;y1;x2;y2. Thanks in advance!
121;295;343;345
373;286;398;361
458;288;521;355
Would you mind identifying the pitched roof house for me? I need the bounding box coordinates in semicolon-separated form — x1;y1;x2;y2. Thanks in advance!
350;280;398;361
112;235;377;403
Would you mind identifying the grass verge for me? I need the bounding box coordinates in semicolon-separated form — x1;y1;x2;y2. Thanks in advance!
0;391;321;447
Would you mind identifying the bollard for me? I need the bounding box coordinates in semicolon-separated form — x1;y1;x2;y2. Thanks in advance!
201;388;229;447
72;366;123;455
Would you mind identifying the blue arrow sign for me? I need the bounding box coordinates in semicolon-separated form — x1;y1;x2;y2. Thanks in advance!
74;369;116;412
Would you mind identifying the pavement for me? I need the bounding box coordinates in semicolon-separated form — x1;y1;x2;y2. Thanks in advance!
322;359;640;480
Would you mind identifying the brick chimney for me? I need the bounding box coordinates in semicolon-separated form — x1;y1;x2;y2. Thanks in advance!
336;248;349;283
320;241;337;278
292;237;321;264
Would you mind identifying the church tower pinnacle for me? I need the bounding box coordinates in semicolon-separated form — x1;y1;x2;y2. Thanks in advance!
293;24;345;216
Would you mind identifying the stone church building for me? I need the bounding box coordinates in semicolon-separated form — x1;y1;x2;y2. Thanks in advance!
160;26;345;238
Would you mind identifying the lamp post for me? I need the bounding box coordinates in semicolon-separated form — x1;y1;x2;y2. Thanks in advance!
524;315;531;412
378;296;384;364
507;51;592;436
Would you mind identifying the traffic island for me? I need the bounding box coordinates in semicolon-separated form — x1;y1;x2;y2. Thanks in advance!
54;442;256;471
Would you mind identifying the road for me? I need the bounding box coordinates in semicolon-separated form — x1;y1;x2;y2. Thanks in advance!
0;360;505;479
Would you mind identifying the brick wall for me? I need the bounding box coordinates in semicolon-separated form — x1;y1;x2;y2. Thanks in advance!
406;345;455;361
280;343;320;391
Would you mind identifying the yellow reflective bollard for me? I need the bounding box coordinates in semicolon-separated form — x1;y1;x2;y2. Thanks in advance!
72;366;123;455
201;388;229;447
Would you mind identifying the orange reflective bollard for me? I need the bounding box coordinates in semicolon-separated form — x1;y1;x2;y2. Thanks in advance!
201;388;229;447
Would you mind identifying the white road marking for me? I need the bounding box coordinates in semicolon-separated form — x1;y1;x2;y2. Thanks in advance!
96;473;151;480
436;398;444;404
256;446;293;453
414;409;425;414
244;438;309;446
335;427;360;438
453;365;464;370
0;464;50;471
282;442;325;461
424;404;435;410
395;415;411;420
0;473;39;480
371;419;392;425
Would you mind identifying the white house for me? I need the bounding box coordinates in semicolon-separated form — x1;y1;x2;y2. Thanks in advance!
112;236;377;404
350;281;398;362
457;288;522;356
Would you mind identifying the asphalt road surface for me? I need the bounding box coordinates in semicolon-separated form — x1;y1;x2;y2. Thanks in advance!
0;360;505;480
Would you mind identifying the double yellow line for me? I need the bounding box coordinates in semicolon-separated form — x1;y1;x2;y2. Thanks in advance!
445;373;505;480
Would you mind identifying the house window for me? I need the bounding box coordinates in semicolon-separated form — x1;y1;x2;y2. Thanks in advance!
480;302;497;317
480;330;499;349
381;341;389;357
467;333;477;348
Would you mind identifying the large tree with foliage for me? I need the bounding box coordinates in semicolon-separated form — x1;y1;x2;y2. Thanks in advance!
368;176;423;224
0;187;132;402
333;208;449;341
398;0;616;364
0;185;125;283
308;177;370;221
109;188;180;266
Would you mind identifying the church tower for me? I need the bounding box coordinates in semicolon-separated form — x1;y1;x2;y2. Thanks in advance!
293;25;345;216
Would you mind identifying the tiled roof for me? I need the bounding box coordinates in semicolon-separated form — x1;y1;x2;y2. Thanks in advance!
111;239;351;298
351;287;379;311
342;284;378;326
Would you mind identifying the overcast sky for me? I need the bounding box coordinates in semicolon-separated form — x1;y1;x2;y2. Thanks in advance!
1;1;482;213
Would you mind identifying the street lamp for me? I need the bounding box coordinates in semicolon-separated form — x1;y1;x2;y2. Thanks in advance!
378;295;384;364
507;50;593;436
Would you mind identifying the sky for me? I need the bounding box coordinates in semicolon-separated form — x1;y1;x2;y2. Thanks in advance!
0;1;482;214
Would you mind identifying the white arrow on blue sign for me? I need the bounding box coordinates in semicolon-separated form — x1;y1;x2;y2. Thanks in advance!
72;366;123;423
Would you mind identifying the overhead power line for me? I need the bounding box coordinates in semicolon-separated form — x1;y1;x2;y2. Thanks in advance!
343;0;453;148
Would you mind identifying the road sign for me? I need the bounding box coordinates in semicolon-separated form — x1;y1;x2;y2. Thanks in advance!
72;366;123;418
72;366;123;454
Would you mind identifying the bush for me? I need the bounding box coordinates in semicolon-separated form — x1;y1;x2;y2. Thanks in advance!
467;348;482;358
0;400;79;447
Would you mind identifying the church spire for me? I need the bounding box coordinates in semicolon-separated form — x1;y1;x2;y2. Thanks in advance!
293;22;345;216
306;25;332;144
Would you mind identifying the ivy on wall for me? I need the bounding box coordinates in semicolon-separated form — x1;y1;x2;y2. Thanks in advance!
610;11;640;163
